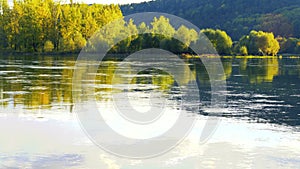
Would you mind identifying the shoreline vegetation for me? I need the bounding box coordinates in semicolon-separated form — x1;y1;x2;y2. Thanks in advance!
1;49;299;60
0;0;300;57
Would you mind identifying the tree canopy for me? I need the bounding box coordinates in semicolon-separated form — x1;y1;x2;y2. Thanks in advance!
121;0;300;40
0;0;295;56
238;30;280;56
0;0;122;52
201;29;233;55
279;37;300;54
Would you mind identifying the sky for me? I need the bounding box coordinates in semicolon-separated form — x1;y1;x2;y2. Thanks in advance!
7;0;151;5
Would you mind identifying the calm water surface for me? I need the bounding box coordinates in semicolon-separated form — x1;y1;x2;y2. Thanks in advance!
0;55;299;168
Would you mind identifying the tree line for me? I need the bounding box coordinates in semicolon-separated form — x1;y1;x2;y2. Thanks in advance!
87;16;295;56
0;0;299;56
121;0;300;40
0;0;122;52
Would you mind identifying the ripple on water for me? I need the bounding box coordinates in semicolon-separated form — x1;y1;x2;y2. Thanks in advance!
252;99;285;103
37;74;62;77
27;86;49;91
0;70;23;74
0;98;13;103
8;80;31;84
251;94;278;98
2;91;29;95
23;65;74;70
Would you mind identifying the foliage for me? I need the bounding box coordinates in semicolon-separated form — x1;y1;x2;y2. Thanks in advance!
255;14;294;37
0;0;122;52
0;0;297;55
279;37;300;54
201;29;233;55
174;25;198;51
238;30;280;56
121;0;300;40
44;40;54;52
239;46;248;56
88;16;199;54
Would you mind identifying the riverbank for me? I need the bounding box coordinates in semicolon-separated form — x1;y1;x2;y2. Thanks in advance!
0;50;79;57
1;50;300;60
182;53;300;59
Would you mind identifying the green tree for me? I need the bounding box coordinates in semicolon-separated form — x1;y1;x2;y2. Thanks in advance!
151;16;175;49
80;4;98;39
151;16;175;37
0;0;123;53
73;31;86;50
44;40;54;52
239;46;248;55
239;30;280;56
0;0;10;49
256;14;294;37
201;29;233;55
130;22;150;50
280;37;300;54
174;25;198;53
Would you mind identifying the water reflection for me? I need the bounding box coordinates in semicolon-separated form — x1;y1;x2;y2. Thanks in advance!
0;55;299;126
0;56;75;111
1;115;299;168
239;57;279;83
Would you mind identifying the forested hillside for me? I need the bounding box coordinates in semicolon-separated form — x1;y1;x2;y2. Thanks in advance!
121;0;300;40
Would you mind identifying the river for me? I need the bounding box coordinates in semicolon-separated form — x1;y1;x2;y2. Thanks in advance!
0;55;299;168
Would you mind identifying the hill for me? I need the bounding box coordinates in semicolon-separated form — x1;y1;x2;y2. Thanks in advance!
121;0;300;40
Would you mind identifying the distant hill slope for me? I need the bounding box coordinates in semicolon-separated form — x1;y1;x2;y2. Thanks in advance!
121;0;300;40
